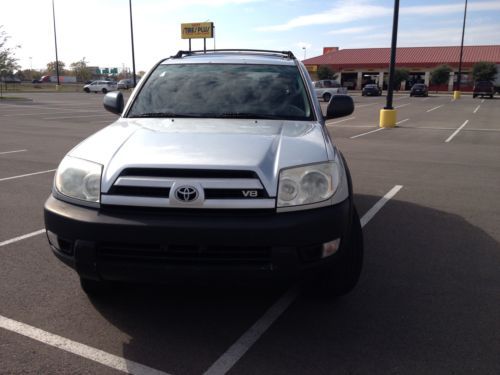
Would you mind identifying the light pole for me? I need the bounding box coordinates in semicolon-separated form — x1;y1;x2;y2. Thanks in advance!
454;0;468;100
129;0;137;88
52;0;60;87
302;46;306;60
380;0;400;128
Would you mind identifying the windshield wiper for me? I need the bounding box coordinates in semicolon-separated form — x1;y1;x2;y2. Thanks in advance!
214;112;283;119
131;112;201;118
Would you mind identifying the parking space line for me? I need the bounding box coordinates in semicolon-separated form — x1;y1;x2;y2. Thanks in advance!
0;169;56;182
43;114;116;120
204;185;404;375
0;149;27;155
473;105;480;114
0;315;170;375
0;229;45;248
355;103;378;108
395;103;410;109
426;105;444;113
445;120;469;143
396;118;410;125
326;117;355;125
350;128;383;139
481;99;485;103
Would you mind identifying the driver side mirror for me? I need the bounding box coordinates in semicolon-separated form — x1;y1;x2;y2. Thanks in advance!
103;91;124;115
325;95;354;119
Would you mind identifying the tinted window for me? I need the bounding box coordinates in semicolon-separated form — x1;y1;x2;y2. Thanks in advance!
128;63;313;121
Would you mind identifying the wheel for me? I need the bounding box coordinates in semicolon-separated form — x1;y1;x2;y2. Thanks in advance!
361;92;365;96
84;87;90;93
490;94;494;99
323;93;332;102
102;88;108;94
80;277;111;296
318;207;363;297
473;94;477;98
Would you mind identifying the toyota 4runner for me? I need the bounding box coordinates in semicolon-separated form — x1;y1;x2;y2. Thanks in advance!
44;50;363;296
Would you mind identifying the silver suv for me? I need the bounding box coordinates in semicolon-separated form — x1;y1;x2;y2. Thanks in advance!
44;50;363;296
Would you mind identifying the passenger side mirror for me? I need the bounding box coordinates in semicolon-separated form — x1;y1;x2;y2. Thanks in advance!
103;91;124;115
325;95;354;119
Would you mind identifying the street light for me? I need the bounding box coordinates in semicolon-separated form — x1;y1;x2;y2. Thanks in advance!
129;0;137;88
52;0;60;87
454;0;468;100
302;46;306;60
379;0;400;128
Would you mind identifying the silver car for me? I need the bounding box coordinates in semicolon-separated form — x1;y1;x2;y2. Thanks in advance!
44;50;363;296
313;80;348;102
83;80;117;94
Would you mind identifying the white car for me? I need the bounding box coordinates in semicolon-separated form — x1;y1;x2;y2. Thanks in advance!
313;80;348;102
83;80;118;94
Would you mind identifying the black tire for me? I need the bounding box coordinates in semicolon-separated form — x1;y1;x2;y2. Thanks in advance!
473;94;477;98
80;277;110;296
84;87;90;93
490;94;494;99
323;93;332;102
102;88;108;94
318;207;364;297
361;92;365;96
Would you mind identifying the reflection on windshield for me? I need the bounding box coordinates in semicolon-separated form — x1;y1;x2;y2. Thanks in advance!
128;64;313;121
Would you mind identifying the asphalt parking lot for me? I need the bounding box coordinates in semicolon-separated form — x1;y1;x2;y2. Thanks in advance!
1;92;499;374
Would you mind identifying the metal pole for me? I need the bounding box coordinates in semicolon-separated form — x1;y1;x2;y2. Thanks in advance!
302;47;306;60
204;38;206;53
52;0;60;86
385;0;400;110
456;0;467;91
189;39;191;52
129;0;137;88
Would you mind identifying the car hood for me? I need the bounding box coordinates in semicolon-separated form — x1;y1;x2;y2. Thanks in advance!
68;118;330;195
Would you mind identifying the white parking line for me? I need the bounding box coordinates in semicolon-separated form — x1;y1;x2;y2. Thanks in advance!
43;114;115;120
396;118;410;125
395;103;410;109
326;117;355;125
426;105;444;113
350;128;383;139
481;99;485;103
445;120;469;143
0;169;56;182
0;229;45;247
473;105;480;114
355;103;378;108
0;315;170;375
0;149;27;155
203;184;404;375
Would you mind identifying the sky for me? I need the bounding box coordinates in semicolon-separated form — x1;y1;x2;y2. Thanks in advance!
2;0;500;73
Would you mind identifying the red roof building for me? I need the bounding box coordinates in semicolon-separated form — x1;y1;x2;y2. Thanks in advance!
303;45;500;91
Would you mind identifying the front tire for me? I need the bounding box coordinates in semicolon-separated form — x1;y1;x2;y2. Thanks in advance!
84;87;90;93
318;207;363;297
323;93;332;102
102;88;108;94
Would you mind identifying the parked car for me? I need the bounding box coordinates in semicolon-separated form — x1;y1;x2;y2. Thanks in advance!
313;80;348;102
32;79;42;84
44;49;363;297
83;80;118;94
410;83;429;97
362;84;382;96
117;79;133;89
472;81;494;99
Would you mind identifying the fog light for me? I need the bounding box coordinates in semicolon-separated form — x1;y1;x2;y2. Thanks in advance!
46;230;60;251
322;238;341;258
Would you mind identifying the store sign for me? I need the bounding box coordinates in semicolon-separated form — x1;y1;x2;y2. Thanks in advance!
181;22;214;39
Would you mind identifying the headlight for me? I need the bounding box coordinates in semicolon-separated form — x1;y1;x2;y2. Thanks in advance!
55;156;102;203
278;162;340;207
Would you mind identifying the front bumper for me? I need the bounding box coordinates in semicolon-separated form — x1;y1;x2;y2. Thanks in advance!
44;196;351;282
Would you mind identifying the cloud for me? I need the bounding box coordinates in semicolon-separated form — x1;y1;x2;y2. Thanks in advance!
257;0;500;32
327;26;375;35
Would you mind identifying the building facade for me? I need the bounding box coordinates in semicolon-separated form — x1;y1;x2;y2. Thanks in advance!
303;45;500;91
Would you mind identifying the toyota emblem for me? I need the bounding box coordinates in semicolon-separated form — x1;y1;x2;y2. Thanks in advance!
174;186;199;202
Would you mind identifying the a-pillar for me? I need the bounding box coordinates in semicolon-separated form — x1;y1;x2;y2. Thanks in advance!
424;71;430;86
448;72;455;92
356;71;362;90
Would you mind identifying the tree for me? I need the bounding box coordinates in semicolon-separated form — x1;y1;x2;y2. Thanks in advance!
393;68;410;89
472;61;498;82
317;65;338;81
70;57;92;82
431;65;452;87
0;26;20;74
46;60;66;75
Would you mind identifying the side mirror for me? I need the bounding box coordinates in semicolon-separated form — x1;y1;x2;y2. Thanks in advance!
103;91;124;115
325;95;354;120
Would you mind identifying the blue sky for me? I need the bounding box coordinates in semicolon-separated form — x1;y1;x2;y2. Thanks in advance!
2;0;500;72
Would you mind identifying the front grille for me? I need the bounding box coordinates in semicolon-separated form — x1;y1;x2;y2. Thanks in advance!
97;242;272;267
120;168;258;179
108;186;267;199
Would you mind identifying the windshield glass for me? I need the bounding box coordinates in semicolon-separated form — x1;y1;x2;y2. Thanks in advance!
128;63;313;121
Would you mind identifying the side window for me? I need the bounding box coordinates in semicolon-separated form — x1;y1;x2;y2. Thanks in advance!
314;81;322;88
323;80;332;88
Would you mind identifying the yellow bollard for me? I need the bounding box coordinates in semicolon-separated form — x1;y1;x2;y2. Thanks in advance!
453;90;461;100
379;109;397;128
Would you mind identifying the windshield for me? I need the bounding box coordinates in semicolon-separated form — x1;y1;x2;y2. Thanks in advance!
128;63;313;121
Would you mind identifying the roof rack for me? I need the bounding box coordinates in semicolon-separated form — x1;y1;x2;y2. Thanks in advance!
172;49;296;60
